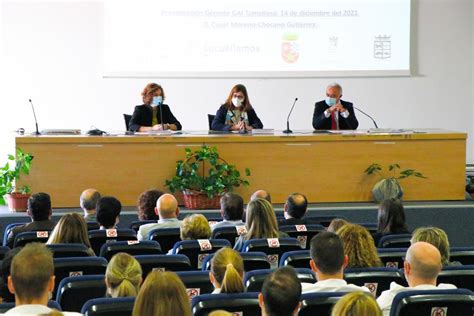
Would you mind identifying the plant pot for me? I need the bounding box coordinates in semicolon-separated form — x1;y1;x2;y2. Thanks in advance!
182;190;221;209
372;178;403;203
5;193;30;212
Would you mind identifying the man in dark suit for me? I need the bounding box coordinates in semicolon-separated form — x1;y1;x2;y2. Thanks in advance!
279;193;311;226
312;83;359;130
7;193;56;248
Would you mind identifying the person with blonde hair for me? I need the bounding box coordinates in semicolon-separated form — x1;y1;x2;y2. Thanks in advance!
331;292;382;316
234;198;288;251
411;226;458;266
326;218;349;233
132;271;192;316
105;253;142;298
46;213;95;256
336;224;382;268
210;248;245;294
180;214;212;240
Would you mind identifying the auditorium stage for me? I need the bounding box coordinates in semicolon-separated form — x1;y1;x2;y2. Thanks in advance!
1;199;473;247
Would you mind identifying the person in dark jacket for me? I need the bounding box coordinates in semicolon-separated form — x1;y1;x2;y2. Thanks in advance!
129;83;182;132
211;84;263;132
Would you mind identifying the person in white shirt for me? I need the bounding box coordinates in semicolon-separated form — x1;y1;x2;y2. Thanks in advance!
4;243;81;315
376;242;456;316
137;194;181;241
211;193;245;231
301;231;370;294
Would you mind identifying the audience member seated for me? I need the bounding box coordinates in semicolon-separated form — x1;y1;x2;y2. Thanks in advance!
302;232;370;293
105;253;142;298
80;188;101;222
137;194;181;241
136;189;163;221
6;193;56;248
278;193;310;226
259;266;301;316
210;248;245;294
234;199;289;252
132;271;192;316
331;292;382;316
96;196;122;230
251;190;272;203
6;243;81;315
0;248;21;303
337;224;382;268
376;242;456;315
180;214;212;240
326;218;349;233
211;193;245;231
46;213;95;256
411;226;461;266
372;199;410;246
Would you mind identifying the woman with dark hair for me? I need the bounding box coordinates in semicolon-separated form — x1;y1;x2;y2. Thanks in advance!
129;83;182;132
211;84;263;132
136;189;163;221
372;198;409;246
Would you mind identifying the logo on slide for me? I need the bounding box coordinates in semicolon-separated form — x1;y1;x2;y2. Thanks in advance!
282;34;299;63
374;35;391;59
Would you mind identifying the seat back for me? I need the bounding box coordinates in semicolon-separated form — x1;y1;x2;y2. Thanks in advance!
450;247;474;265
3;223;25;246
299;292;347;316
279;250;311;269
192;292;260;316
344;267;406;297
389;289;474;316
355;222;378;234
244;268;315;292
279;224;325;249
176;271;214;300
201;251;270;272
304;215;347;227
0;246;10;261
148;227;181;253
87;222;100;231
129;220;156;233
135;254;192;277
56;275;106;313
378;234;412;248
438;265;474;291
211;225;247;247
377;248;407;269
13;230;51;248
47;243;92;258
99;240;162;261
243;238;302;268
123;114;132;131
88;229;137;255
81;297;135;316
172;239;231;269
207;114;216;130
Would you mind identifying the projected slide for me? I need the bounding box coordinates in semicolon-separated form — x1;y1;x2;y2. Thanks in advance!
104;0;411;77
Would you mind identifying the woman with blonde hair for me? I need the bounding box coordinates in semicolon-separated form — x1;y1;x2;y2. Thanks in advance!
210;248;245;294
132;271;192;316
331;291;382;316
105;253;142;298
411;226;458;266
337;224;382;268
46;213;95;256
180;214;212;240
327;218;349;233
234;198;289;251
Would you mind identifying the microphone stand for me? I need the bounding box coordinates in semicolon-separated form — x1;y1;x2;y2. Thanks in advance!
28;99;41;135
354;106;379;128
283;98;298;134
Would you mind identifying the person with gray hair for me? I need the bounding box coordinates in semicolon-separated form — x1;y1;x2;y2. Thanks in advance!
313;83;359;130
376;242;456;315
80;188;101;222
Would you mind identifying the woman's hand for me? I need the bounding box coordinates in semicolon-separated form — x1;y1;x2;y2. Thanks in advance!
151;124;164;131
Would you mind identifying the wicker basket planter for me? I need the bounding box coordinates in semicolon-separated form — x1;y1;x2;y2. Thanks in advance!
182;190;221;209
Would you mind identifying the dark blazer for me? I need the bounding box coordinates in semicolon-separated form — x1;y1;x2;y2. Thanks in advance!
278;217;318;227
129;104;182;132
7;220;56;248
312;100;359;130
211;105;263;131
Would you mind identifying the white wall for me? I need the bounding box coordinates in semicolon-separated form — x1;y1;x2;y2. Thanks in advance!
0;0;473;164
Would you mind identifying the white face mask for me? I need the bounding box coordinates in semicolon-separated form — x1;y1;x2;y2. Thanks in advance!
232;97;244;107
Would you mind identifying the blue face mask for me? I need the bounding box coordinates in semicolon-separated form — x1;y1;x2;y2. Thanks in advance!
151;96;162;106
325;97;337;106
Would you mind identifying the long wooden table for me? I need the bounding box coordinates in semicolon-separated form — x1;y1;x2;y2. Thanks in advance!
15;129;467;207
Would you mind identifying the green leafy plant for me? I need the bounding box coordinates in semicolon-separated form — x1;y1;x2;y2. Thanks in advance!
466;175;474;194
364;163;427;180
165;145;250;198
0;148;34;205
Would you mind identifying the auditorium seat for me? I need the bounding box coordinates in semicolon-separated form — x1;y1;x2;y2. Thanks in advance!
99;240;162;261
378;234;412;248
279;224;325;249
211;225;247;247
191;292;260;316
81;297;135;316
135;254;192;276
298;292;347;316
450;247;474;265
129;220;156;233
176;271;214;299
47;243;92;258
305;215;347;227
2;223;24;246
279;249;311;269
244;268;315;292
88;229;137;255
389;289;474;316
147;227;181;253
201;251;270;272
355;222;378;234
242;238;302;269
172;239;231;269
344;267;406;297
377;248;407;269
56;274;106;313
0;246;10;260
438;265;474;291
13;230;51;248
87;222;100;231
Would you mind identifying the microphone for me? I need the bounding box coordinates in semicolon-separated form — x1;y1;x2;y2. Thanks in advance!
354;106;378;128
28;99;41;135
283;97;298;134
157;100;165;131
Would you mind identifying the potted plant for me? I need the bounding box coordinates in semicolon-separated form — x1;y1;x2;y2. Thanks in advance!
165;145;251;209
466;174;474;197
364;163;426;203
0;148;34;212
